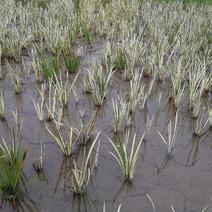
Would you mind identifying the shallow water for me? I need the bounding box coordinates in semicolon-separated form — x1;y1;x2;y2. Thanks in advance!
0;39;212;212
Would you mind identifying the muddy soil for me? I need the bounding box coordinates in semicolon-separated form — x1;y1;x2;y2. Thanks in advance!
0;39;212;212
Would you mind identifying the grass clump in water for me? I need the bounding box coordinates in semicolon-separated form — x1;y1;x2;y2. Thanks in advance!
0;130;28;207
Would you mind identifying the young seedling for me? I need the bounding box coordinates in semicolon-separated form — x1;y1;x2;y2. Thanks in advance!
108;131;144;181
0;114;28;206
8;64;22;94
188;66;205;116
71;132;100;194
3;25;31;62
158;110;179;157
31;46;43;83
39;55;59;81
32;84;46;121
113;47;127;72
0;137;28;206
76;110;97;145
112;96;128;134
169;58;187;108
46;83;57;121
128;72;144;113
63;52;80;73
53;72;79;108
46;125;76;157
81;24;93;45
88;64;113;106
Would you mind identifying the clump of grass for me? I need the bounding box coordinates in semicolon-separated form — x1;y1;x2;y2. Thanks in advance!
2;25;31;62
63;52;80;73
169;57;187;108
32;84;46;122
39;55;59;81
113;47;127;71
108;131;144;182
188;62;208;118
53;74;71;108
0;142;27;206
88;64;113;106
76;111;97;145
53;72;79;108
0;92;5;121
46;125;76;157
112;96;128;134
128;72;144;113
158;110;179;157
0;119;28;206
71;132;100;194
31;46;59;81
45;82;58;121
81;24;93;45
8;64;22;94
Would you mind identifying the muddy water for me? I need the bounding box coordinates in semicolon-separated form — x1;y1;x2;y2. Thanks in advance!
0;40;212;212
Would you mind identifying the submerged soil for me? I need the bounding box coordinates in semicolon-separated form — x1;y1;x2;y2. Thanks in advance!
0;40;212;212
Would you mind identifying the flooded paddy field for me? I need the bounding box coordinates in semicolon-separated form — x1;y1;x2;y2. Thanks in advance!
0;0;212;211
0;40;212;212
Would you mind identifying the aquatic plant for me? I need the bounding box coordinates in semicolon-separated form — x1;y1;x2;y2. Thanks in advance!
88;64;113;106
76;110;97;145
2;25;31;62
128;72;144;113
32;84;46;122
112;96;128;134
45;82;57;121
53;74;71;108
108;131;144;181
81;24;93;45
63;52;80;73
158;110;179;157
39;55;59;80
0;114;28;205
71;132;100;194
0;139;28;205
46;126;75;157
8;64;22;94
53;72;79;108
113;47;127;72
169;57;187;108
188;63;207;118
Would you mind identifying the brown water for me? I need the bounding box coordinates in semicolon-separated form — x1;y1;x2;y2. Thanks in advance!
0;39;212;212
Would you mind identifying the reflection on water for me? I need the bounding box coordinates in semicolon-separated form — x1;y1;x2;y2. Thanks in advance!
0;40;211;212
